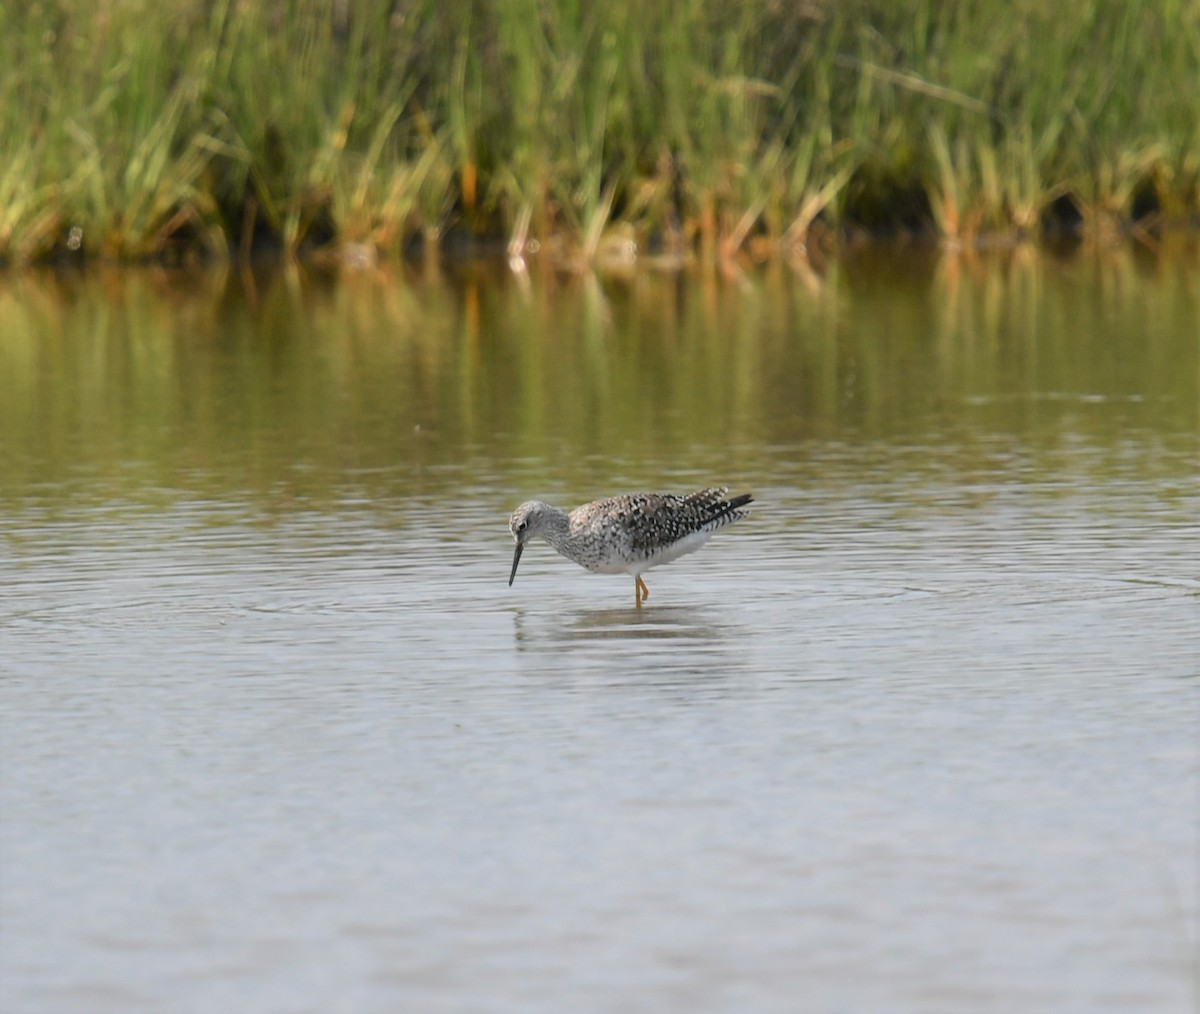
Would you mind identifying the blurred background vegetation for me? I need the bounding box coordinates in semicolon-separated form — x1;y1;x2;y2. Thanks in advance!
1;0;1197;264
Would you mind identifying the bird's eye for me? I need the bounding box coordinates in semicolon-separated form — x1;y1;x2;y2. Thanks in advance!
517;521;527;532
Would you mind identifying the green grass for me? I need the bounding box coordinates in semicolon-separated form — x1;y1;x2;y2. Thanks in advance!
1;0;1197;264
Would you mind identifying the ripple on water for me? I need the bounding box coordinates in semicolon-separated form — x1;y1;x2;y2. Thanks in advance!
2;476;1196;1014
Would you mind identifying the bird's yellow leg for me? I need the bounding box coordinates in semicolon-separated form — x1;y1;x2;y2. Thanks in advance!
636;576;649;607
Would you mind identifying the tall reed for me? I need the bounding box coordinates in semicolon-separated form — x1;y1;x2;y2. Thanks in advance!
1;0;1196;263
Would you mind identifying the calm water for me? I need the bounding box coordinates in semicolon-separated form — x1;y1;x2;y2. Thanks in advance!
1;247;1197;1013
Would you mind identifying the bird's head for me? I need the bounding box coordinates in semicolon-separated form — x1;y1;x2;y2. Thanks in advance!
507;500;546;586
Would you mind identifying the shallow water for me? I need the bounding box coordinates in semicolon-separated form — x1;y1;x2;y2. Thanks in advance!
1;248;1197;1012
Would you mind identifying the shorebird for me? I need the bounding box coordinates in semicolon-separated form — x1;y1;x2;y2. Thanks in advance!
507;488;753;607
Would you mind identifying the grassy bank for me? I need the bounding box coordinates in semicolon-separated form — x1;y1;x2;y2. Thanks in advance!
2;0;1197;264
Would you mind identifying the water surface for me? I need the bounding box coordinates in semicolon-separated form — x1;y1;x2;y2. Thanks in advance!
1;248;1197;1012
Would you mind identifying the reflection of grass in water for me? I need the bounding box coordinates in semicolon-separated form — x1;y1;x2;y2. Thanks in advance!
0;245;1195;515
1;0;1197;264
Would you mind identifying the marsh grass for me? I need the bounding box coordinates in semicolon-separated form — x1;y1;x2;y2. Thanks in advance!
1;0;1197;264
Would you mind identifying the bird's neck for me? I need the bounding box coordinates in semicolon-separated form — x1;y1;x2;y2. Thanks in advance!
537;506;572;552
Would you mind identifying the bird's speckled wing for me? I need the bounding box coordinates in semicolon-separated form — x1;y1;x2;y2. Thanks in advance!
570;488;750;559
626;488;752;555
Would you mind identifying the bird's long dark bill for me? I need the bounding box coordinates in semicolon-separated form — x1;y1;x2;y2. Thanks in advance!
508;542;524;586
